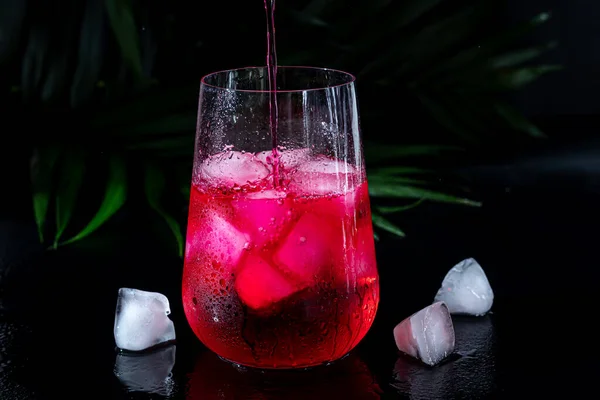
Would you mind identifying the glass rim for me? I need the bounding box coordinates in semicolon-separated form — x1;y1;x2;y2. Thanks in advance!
200;65;356;93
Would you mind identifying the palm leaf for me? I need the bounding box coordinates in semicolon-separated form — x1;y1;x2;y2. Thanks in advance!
376;199;425;214
61;154;128;245
144;163;184;257
368;180;481;206
490;42;558;69
54;149;86;247
417;11;553;82
365;144;463;163
70;0;106;107
372;213;406;237
286;2;557;144
0;0;27;65
104;0;144;82
30;146;62;243
368;167;434;176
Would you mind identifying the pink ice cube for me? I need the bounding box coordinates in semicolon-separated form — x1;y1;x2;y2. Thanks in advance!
255;148;310;170
198;151;269;187
273;213;338;282
231;190;293;247
234;255;296;310
393;302;455;366
185;211;249;274
289;156;358;195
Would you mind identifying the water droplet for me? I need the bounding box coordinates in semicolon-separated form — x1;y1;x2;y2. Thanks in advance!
243;242;251;250
299;236;306;243
219;279;226;287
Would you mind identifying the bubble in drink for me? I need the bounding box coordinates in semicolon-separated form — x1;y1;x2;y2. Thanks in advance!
183;154;379;369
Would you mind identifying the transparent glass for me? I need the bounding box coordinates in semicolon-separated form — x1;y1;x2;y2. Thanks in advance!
182;66;379;369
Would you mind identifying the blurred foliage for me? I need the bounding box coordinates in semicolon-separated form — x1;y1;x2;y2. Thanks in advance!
0;0;558;253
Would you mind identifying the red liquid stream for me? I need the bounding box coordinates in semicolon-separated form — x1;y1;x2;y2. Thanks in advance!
265;0;280;187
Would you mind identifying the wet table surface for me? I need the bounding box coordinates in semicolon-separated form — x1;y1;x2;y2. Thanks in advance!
1;183;599;399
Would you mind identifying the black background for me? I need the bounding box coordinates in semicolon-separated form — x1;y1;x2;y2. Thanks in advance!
3;0;600;397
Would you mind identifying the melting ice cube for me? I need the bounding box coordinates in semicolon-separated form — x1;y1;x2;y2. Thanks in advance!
231;189;291;247
185;211;249;275
114;288;176;352
289;156;358;195
234;255;296;310
256;148;311;170
114;344;176;396
273;213;338;282
434;258;494;316
198;150;270;187
393;302;455;366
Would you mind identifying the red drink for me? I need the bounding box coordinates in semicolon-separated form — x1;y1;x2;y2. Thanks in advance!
182;150;379;369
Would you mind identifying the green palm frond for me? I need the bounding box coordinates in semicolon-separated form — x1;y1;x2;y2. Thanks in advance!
280;0;558;144
2;0;557;249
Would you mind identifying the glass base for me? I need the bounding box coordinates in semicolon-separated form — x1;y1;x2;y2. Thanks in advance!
217;351;351;373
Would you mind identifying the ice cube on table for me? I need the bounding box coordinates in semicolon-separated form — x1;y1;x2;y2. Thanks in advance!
273;213;338;283
434;258;494;316
114;344;176;396
255;148;310;170
198;151;269;187
234;255;296;310
114;288;176;352
393;302;455;366
289;156;358;195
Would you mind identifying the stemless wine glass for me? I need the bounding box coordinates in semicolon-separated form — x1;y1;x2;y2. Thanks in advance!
182;66;379;369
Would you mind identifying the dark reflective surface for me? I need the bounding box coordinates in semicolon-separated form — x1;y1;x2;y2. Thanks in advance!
187;351;381;399
392;317;496;399
3;147;600;398
114;345;177;396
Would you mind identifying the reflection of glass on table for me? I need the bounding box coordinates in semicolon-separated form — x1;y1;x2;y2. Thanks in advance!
187;350;382;399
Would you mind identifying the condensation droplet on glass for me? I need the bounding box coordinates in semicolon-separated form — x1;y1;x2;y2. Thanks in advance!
299;236;306;244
